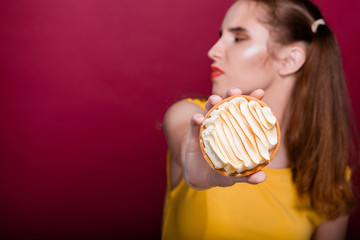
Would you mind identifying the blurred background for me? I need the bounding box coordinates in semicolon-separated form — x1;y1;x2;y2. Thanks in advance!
0;0;359;239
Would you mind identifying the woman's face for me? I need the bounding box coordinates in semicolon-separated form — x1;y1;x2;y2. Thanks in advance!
208;0;277;96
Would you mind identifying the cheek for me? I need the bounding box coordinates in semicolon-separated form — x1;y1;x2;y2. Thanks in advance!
241;45;269;66
229;45;271;80
242;45;265;58
227;45;273;92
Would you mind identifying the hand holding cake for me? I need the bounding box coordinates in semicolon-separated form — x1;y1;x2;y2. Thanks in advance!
183;88;269;190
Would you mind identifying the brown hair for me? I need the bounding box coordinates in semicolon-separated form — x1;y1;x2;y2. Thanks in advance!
245;0;358;220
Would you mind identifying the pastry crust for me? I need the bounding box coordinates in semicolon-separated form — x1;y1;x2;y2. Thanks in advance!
199;95;281;177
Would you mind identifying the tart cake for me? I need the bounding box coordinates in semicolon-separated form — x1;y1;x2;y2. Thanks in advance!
200;95;280;177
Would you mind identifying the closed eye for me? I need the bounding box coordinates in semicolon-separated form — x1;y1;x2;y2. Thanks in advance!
228;26;248;42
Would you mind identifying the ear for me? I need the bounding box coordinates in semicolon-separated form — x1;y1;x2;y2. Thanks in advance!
277;42;306;76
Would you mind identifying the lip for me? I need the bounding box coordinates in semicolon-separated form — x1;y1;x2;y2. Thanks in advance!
211;66;224;80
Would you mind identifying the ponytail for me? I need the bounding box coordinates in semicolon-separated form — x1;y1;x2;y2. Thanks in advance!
287;22;356;220
248;0;358;220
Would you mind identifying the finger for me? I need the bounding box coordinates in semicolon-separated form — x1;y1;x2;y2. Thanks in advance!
209;170;244;187
231;170;266;185
209;168;266;188
249;89;265;100
204;95;222;114
193;113;205;126
246;171;267;184
188;113;205;139
224;87;242;98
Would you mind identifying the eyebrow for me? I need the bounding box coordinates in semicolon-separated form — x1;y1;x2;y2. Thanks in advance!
219;27;248;37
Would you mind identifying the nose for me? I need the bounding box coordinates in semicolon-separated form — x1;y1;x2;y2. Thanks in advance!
207;39;223;61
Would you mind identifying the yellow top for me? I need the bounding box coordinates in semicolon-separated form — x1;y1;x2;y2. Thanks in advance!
162;99;324;240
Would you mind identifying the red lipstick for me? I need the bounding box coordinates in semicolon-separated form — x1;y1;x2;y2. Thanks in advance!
211;66;224;80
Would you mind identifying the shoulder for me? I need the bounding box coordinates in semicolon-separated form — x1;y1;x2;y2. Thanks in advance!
163;98;206;172
313;216;348;240
165;98;206;116
163;99;205;132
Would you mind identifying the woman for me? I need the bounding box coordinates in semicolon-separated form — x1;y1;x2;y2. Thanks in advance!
162;0;357;239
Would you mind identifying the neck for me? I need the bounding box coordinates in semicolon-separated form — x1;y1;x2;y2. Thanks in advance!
262;75;295;169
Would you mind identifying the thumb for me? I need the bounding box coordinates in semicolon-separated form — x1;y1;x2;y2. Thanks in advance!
189;113;204;137
186;113;205;151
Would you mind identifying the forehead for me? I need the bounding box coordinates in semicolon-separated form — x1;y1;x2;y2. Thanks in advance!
221;0;268;33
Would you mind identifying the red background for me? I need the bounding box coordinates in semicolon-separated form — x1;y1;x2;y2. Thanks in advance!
0;0;359;239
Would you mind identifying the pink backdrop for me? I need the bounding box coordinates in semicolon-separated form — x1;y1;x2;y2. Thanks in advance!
0;0;359;239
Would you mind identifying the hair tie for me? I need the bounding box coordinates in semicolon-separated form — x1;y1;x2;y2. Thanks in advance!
311;19;325;33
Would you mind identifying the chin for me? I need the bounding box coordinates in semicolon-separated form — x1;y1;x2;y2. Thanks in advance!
211;84;226;96
212;83;257;97
211;88;224;97
240;89;253;95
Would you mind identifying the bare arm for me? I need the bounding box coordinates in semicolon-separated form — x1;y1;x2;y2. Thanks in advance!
163;88;267;190
313;216;349;240
163;100;203;189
